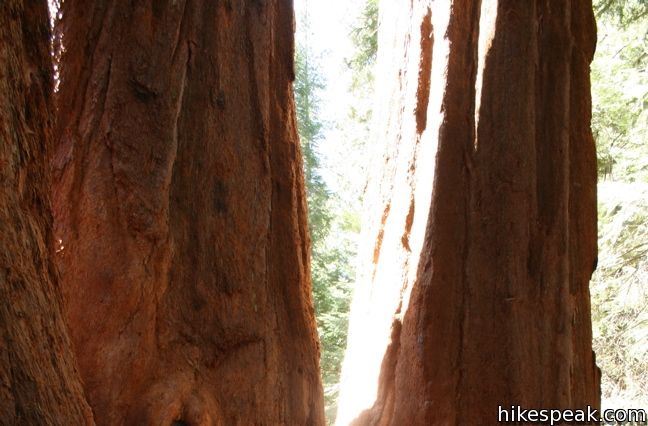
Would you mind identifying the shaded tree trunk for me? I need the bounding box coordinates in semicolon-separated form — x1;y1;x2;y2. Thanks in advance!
337;0;600;424
52;1;324;424
0;1;94;424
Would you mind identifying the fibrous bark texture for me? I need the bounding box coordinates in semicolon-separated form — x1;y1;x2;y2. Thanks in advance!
337;1;600;424
0;1;94;424
52;1;323;424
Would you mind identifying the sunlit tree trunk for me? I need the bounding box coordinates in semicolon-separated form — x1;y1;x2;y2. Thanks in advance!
52;1;324;424
0;1;94;424
337;1;600;424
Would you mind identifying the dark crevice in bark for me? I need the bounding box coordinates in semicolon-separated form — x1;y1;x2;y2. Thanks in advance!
171;0;190;64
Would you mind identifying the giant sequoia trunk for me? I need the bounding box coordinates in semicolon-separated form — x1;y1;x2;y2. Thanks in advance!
337;0;600;424
52;1;324;424
0;1;93;424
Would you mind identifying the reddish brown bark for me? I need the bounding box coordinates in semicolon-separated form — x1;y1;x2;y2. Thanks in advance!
337;1;600;424
0;1;93;424
52;1;323;424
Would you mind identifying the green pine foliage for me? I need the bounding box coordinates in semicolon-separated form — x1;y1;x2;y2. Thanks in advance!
328;0;378;213
595;0;648;26
294;39;356;423
293;1;379;422
348;0;378;90
294;1;378;422
294;47;332;244
591;0;648;409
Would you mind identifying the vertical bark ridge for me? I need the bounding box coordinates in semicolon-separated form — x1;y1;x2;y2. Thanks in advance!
464;0;538;415
456;0;482;421
532;0;573;408
568;0;600;409
53;1;324;424
337;0;599;424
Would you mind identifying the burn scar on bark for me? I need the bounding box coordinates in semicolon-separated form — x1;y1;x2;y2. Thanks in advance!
415;8;433;135
401;196;415;252
372;203;391;268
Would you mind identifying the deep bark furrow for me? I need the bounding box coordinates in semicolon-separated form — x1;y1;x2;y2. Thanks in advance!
0;1;93;423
